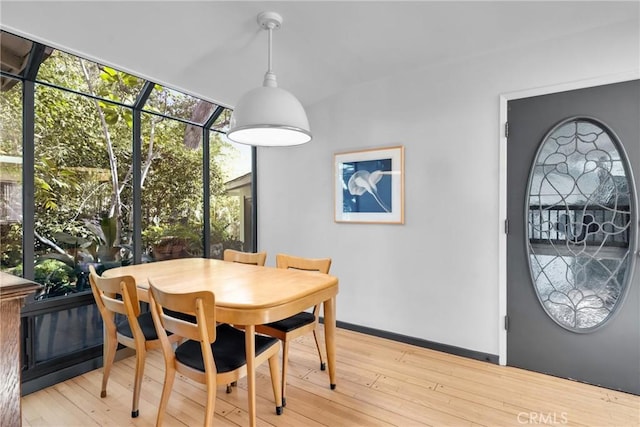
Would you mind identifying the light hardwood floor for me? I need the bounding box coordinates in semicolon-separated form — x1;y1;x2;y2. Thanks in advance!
22;326;639;426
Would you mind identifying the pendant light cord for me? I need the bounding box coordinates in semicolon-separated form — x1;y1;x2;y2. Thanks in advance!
267;25;273;73
263;22;277;87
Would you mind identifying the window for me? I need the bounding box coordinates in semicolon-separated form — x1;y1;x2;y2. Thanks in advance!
0;30;254;392
33;82;134;298
140;113;204;261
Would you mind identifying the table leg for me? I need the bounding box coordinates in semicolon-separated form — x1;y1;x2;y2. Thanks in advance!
323;296;337;389
245;324;256;427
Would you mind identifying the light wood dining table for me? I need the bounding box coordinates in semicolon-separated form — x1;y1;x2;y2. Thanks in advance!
104;257;339;426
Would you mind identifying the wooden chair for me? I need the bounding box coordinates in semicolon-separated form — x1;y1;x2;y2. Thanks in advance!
148;279;283;426
255;253;332;406
222;249;267;392
223;249;267;266
88;265;181;418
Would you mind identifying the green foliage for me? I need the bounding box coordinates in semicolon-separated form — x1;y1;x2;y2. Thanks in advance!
140;119;204;227
210;216;233;245
1;47;249;286
34;259;74;285
141;224;166;246
11;258;77;299
0;223;22;270
77;214;122;262
33;258;77;299
0;81;22;156
142;219;203;254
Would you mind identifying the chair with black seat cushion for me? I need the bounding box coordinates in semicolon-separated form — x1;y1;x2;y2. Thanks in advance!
148;279;283;426
88;265;182;418
254;253;332;407
222;248;267;393
223;248;267;266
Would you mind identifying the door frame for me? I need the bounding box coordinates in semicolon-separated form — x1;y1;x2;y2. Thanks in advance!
497;70;640;366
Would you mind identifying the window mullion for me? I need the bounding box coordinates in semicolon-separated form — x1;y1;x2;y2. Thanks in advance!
203;128;210;258
21;80;35;280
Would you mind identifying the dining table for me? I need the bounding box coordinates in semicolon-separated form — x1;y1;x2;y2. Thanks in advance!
103;257;339;426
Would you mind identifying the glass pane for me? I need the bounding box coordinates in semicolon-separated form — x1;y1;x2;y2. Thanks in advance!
211;107;232;133
144;85;217;124
527;119;634;331
141;112;203;262
209;131;253;258
36;49;144;105
33;303;103;363
0;78;23;275
33;84;133;300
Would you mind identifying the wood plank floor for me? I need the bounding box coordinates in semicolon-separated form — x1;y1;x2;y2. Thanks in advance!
22;326;639;426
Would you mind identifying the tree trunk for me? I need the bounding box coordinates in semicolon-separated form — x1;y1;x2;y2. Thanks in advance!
79;59;122;245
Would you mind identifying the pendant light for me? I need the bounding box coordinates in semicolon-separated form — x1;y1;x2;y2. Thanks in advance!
227;11;312;146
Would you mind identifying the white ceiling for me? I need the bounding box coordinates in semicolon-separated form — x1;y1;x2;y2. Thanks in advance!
1;1;637;108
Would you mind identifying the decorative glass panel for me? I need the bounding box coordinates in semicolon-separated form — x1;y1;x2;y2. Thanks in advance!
527;118;635;332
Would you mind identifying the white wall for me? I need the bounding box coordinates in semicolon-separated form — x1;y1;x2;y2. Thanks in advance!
257;19;639;356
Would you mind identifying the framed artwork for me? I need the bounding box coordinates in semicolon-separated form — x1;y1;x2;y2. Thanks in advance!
334;145;404;224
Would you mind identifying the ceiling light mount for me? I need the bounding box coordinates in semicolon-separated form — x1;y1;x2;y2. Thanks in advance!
257;11;282;31
227;11;312;147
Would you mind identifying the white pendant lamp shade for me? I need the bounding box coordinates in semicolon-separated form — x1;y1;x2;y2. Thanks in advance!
228;81;311;146
227;12;312;147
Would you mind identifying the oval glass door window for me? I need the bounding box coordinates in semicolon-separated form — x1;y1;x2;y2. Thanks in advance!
526;118;636;332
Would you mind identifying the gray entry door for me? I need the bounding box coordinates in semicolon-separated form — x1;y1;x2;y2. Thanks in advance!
506;80;639;395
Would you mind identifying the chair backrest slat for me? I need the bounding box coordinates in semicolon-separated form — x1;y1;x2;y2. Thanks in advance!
89;265;141;319
275;254;331;274
101;295;128;315
162;313;201;341
223;249;267;266
275;254;331;317
148;280;217;344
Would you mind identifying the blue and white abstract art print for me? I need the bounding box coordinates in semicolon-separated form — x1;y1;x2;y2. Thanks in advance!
334;146;404;224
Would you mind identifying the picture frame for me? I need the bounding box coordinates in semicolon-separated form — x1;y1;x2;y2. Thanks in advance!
334;145;404;224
